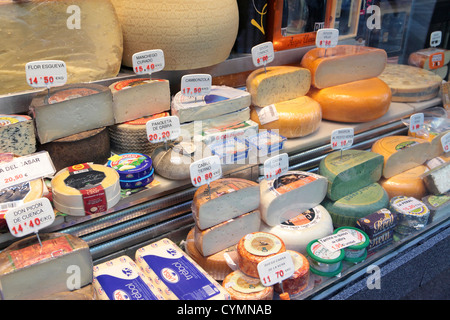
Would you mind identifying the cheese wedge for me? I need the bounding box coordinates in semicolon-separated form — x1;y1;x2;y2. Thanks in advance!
371;136;431;178
222;270;273;300
307;77;391;123
0;115;36;156
421;161;450;195
380;165;429;199
246;66;311;107
422;193;450;222
408;47;450;70
250;96;322;138
300;45;387;89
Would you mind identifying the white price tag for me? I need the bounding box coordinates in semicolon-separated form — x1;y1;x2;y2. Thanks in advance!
430;31;442;47
146;115;180;144
251;41;275;68
263;153;288;180
25;60;67;88
409;113;424;133
441;131;450;153
5;198;55;238
257;252;295;287
255;104;279;125
0;151;55;188
189;155;222;187
316;28;339;48
331;128;354;150
181;74;212;97
318;231;360;252
132;49;165;75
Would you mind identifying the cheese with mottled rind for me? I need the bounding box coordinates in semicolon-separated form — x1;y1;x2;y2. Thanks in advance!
300;45;387;89
0;115;36;156
319;149;384;201
273;250;309;296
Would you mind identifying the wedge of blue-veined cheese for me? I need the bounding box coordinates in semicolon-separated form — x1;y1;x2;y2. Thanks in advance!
0;115;36;156
93;255;164;300
135;238;231;300
172;86;251;123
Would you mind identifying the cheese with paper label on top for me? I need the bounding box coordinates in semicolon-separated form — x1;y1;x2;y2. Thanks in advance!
172;86;251;123
273;250;309;296
371;136;431;178
259;171;328;227
192;178;260;230
246;66;311;107
0;115;36;156
380;165;429;200
421;161;450;195
135;238;231;300
390;196;430;236
222;270;273;300
300;45;387;89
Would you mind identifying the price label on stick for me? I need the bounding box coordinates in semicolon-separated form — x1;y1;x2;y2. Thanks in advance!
132;49;165;75
316;28;339;49
409;113;424;133
5;197;55;238
146;115;180;144
25;60;67;89
331;128;354;151
263;153;288;180
189;155;222;188
441;131;450;153
251;41;275;68
257;252;295;287
430;31;442;47
181;74;212;98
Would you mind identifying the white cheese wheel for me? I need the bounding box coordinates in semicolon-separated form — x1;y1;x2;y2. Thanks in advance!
222;270;273;300
110;0;239;70
0;115;36;156
259;171;328;226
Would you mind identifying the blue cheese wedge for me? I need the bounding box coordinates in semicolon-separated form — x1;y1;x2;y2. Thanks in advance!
0;114;36;156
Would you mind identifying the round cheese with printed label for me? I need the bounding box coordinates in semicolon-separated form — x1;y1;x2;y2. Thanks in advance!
222;270;273;300
273;250;310;295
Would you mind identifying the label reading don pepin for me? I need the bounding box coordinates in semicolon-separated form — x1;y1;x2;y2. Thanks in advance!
140;246;220;300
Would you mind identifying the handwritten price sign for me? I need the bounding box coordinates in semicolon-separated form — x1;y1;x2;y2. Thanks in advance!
263;153;288;180
257;252;295;287
189;155;222;188
132;49;165;75
181;74;212;98
251;41;275;68
331;128;354;151
146;115;180;144
25;60;67;89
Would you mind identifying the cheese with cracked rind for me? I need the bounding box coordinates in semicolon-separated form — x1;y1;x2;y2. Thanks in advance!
319;149;384;201
300;45;387;89
222;270;273;300
0;115;36;156
250;96;322;138
307;77;391;123
246;66;311;107
259;171;328;226
380;165;428;199
371;136;431;178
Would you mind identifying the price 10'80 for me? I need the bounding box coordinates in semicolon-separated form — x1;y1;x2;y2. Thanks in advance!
192;172;213;186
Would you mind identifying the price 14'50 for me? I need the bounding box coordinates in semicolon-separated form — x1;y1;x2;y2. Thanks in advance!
29;76;54;85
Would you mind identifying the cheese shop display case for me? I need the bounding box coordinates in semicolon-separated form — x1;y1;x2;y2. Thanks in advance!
0;0;449;301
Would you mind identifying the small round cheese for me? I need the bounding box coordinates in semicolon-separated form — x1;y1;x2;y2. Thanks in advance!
273;250;310;296
222;270;273;300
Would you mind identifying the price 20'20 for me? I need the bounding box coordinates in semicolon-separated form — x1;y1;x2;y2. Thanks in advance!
148;131;170;141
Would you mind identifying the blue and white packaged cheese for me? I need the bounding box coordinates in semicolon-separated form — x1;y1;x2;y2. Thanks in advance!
135;238;231;300
93;255;164;300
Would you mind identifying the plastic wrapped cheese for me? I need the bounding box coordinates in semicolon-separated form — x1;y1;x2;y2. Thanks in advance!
300;45;387;89
307;77;391;123
390;196;430;237
0;0;123;96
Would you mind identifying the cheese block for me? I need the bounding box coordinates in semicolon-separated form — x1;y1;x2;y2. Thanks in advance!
371;136;431;178
300;45;387;89
421;161;450;195
249;96;322;138
51;163;121;216
0;0;123;96
194;210;261;257
380;165;428;199
110;78;170;124
236;232;286;278
30;84;115;144
260;205;334;255
38;127;111;171
152;140;213;181
307;77;391;123
322;183;389;228
192;178;260;230
185;228;237;281
426;155;450;170
422;193;450;222
409;129;450;160
222;270;273;300
0;233;92;300
110;0;238;70
135;238;231;300
319;149;384;201
201;120;259;145
390;196;430;236
246;66;311;107
259;171;328;226
378;64;442;102
109;112;169;155
93;255;164;300
273;250;309;296
408;47;450;70
172;86;251;123
0;115;36;156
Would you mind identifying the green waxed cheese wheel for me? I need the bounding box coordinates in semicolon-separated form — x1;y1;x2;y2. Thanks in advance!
319;149;384;201
322;183;389;228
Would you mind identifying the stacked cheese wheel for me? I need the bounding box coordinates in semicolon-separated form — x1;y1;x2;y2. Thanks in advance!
301;45;391;123
247;66;322;138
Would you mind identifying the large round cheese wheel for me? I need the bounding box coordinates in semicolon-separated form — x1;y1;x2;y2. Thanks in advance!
380;165;429;200
222;270;273;300
308;77;391;123
378;64;442;102
236;232;286;278
250;96;322;138
110;0;239;70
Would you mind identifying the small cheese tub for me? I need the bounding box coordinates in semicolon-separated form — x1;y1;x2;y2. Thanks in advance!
107;153;153;181
309;263;343;286
333;226;370;263
119;168;154;189
306;239;345;274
